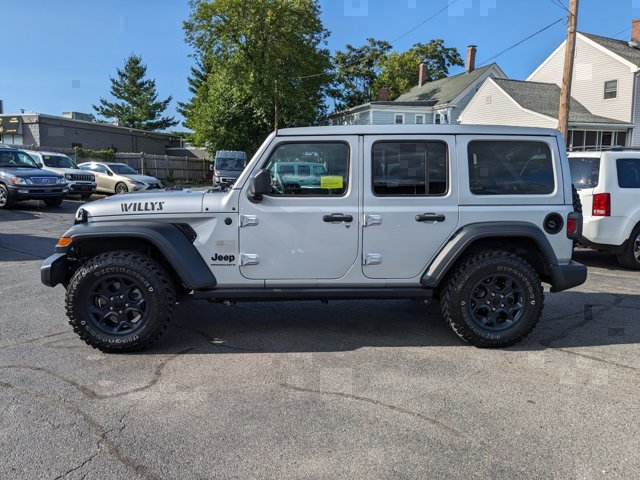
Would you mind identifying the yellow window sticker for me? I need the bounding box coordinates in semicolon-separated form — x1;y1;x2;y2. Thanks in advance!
321;176;343;189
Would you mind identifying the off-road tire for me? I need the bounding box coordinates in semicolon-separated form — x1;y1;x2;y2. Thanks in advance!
0;184;14;209
441;250;544;348
65;251;175;352
616;223;640;270
44;198;63;207
571;183;582;214
114;182;128;194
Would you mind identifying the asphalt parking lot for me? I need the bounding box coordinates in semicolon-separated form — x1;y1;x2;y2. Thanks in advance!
0;199;638;479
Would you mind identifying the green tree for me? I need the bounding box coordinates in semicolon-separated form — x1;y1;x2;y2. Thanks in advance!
182;0;331;153
328;38;392;111
330;39;463;109
375;40;463;100
93;54;178;131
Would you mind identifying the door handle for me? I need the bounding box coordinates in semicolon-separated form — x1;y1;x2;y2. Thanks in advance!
415;213;446;222
323;213;353;223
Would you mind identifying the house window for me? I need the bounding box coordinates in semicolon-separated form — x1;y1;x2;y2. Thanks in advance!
435;113;441;124
485;95;492;104
394;114;404;125
415;114;424;124
604;80;617;99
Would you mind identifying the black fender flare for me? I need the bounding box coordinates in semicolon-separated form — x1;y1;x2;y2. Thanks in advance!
420;222;558;288
53;221;217;290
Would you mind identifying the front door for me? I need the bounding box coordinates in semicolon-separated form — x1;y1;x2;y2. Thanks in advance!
238;137;359;281
362;135;459;279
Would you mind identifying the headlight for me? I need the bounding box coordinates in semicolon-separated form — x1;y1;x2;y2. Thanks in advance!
11;177;32;185
65;173;72;180
130;180;145;186
57;177;67;185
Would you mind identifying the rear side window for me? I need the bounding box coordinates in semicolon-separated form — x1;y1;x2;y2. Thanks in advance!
569;157;600;189
468;141;555;195
372;141;448;196
616;158;640;188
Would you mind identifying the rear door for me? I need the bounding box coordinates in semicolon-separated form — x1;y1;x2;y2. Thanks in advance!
362;135;459;279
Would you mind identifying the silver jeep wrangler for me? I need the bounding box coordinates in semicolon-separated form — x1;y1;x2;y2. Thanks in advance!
42;125;586;352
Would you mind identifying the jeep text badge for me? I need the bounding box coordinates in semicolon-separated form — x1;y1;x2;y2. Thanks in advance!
121;201;165;212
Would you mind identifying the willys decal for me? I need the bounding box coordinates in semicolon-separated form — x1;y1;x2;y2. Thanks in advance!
121;201;165;212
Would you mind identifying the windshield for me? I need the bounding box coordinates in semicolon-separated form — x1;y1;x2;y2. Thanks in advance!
569;157;600;189
109;164;139;175
0;151;39;168
42;154;77;169
215;158;246;171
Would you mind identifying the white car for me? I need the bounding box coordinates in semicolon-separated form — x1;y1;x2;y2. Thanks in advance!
25;150;96;199
78;161;163;194
569;150;640;269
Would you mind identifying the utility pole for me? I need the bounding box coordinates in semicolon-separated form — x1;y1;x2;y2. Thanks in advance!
558;0;579;142
274;79;279;134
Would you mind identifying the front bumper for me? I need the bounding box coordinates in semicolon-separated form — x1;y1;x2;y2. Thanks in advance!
7;184;68;200
548;261;588;293
41;252;69;287
68;182;97;194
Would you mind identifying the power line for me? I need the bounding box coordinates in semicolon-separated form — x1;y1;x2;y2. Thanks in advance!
478;17;564;66
391;0;460;44
296;0;461;80
610;26;631;39
549;0;570;14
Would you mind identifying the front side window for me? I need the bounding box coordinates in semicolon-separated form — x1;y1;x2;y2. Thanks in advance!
617;158;640;188
372;141;448;196
468;141;555;195
109;164;139;175
604;80;617;99
262;142;349;196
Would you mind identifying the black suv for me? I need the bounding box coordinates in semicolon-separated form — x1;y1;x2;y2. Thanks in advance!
0;146;68;208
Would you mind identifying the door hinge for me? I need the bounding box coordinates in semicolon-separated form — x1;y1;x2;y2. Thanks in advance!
363;214;382;227
240;215;259;227
364;253;383;266
240;254;260;266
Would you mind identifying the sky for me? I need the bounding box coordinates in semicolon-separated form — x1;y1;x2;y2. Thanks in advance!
2;0;640;128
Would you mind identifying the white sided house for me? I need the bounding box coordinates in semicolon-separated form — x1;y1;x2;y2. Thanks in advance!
458;78;630;147
461;21;640;149
329;46;506;126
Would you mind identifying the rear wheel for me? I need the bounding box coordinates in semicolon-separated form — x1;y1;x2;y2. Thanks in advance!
616;224;640;270
44;198;63;207
441;251;544;348
0;184;14;209
114;182;128;194
65;251;175;352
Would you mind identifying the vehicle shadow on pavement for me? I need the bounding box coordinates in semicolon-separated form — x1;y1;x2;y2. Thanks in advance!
573;249;635;273
140;291;639;355
0;233;57;261
0;209;43;222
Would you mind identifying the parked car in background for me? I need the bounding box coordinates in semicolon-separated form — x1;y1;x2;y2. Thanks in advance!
569;150;640;269
271;161;328;193
78;161;163;194
0;145;68;208
211;150;247;187
25;150;96;199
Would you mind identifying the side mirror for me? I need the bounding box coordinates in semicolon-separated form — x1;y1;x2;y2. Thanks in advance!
209;164;214;171
248;169;271;203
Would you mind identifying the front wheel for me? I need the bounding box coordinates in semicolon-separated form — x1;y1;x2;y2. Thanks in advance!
65;251;175;352
0;184;14;209
440;251;544;348
114;182;128;194
616;224;640;270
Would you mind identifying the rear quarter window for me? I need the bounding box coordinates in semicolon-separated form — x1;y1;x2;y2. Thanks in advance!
616;158;640;188
569;157;600;189
468;141;555;195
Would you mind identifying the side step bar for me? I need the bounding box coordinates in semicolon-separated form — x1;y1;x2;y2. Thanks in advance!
192;287;434;302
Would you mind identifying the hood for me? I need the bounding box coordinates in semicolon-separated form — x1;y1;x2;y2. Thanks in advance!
5;167;60;178
44;166;88;175
82;189;207;218
123;174;162;184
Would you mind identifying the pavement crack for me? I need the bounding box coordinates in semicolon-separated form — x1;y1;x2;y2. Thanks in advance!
175;325;261;352
0;347;192;400
0;379;158;480
52;450;100;480
0;331;70;350
279;382;467;440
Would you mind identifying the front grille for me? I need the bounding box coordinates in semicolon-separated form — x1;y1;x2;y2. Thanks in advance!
31;177;59;186
70;173;94;181
147;184;161;189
